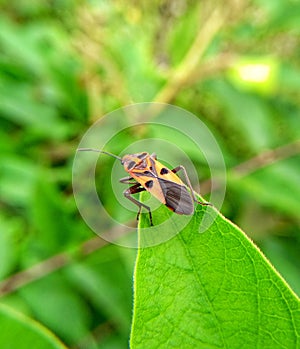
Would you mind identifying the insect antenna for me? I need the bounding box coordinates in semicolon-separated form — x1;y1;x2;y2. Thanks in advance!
77;148;122;161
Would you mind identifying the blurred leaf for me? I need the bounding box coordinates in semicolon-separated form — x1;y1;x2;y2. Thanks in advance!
231;158;300;218
105;26;162;101
0;303;66;349
208;79;276;151
268;3;300;32
167;4;200;66
0;156;37;207
0;17;47;76
0;17;87;132
0;77;68;139
66;245;134;335
0;215;22;278
148;121;226;166
130;193;300;348
27;174;74;258
20;273;91;345
100;334;131;349
270;96;300;140
280;64;300;93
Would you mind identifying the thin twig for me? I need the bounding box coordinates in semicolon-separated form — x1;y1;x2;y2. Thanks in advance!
200;140;300;195
0;236;109;297
231;140;300;178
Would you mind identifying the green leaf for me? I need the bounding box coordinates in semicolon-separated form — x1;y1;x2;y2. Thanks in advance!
208;79;276;151
66;244;135;335
167;3;201;66
0;303;66;349
230;159;300;219
130;194;300;348
29;176;74;256
0;156;37;207
0;215;21;278
20;274;91;345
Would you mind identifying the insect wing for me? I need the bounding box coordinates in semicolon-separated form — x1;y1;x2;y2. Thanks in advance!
158;178;194;215
130;172;166;204
151;160;185;185
125;155;194;214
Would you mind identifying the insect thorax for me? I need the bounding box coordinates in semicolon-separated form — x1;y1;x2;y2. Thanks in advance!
121;152;150;172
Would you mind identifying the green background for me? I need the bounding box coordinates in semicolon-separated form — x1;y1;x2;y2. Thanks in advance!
0;0;300;348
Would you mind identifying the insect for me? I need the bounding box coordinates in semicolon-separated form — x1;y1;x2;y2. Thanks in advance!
78;148;210;226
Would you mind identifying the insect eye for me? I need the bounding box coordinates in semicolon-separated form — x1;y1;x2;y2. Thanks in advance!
160;168;169;175
127;161;136;170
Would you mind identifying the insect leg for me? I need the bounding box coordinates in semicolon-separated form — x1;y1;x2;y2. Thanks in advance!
123;183;153;226
171;165;211;206
119;176;137;184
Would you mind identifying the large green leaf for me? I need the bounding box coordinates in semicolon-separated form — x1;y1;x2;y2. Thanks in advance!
130;195;300;348
0;303;66;349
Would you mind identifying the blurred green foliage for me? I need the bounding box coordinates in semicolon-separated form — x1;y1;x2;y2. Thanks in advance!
0;0;299;348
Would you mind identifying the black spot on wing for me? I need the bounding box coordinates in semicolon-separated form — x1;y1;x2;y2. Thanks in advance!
145;180;154;189
158;179;194;215
160;167;169;175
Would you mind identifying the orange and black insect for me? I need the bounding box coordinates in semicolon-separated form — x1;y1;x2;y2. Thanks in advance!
78;148;210;226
